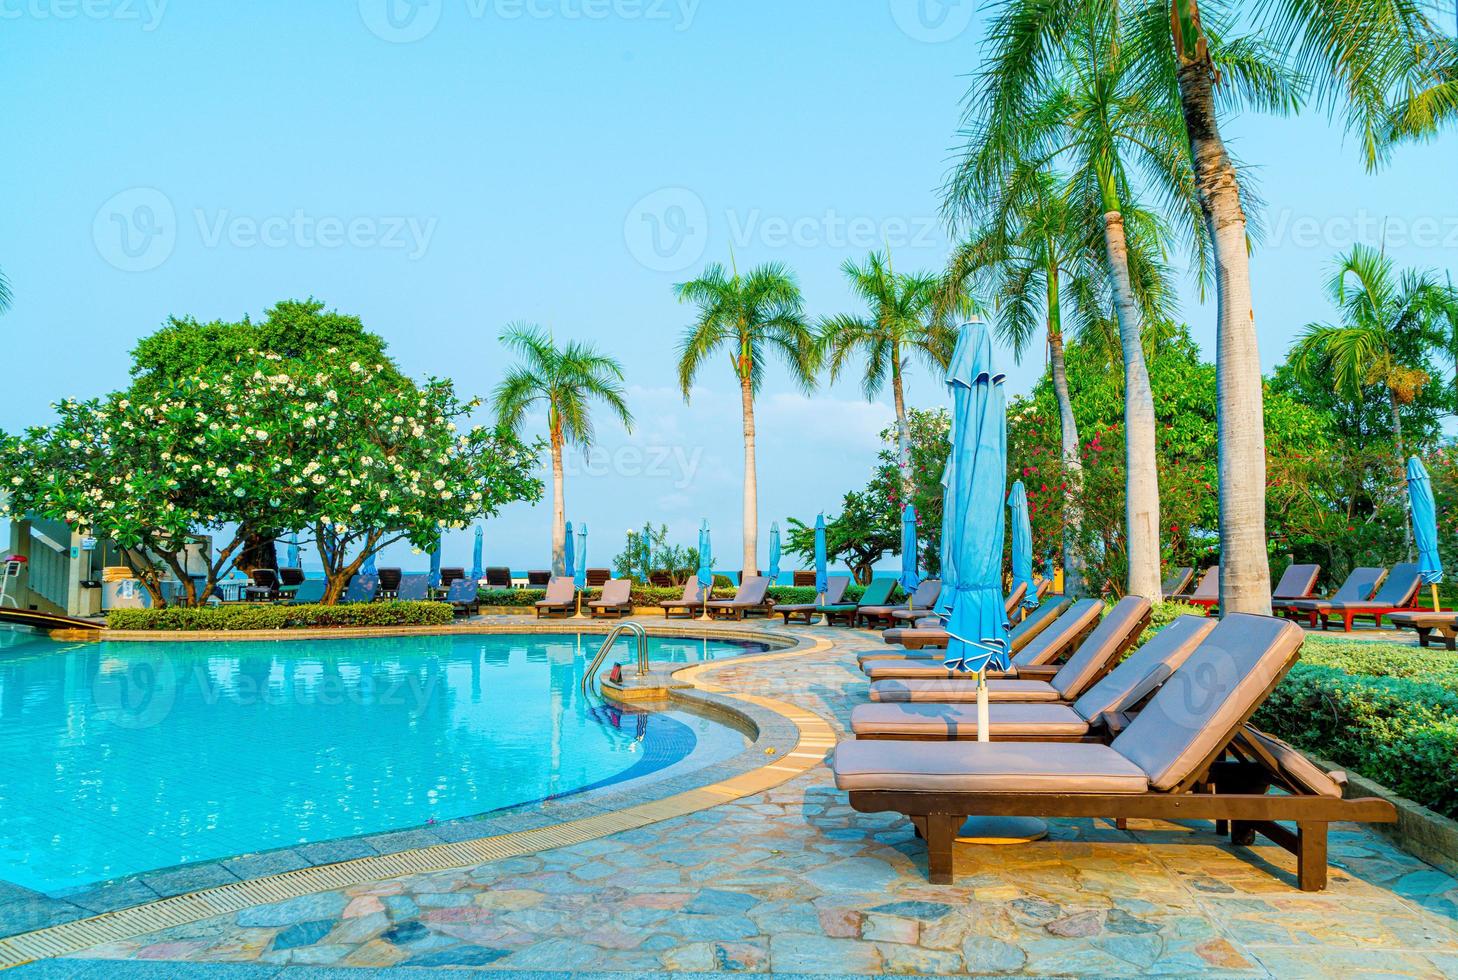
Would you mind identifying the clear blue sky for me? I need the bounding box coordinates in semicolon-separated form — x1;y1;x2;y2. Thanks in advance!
2;2;1454;571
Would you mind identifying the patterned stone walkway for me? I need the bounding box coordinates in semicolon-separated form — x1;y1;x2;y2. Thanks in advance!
26;622;1458;976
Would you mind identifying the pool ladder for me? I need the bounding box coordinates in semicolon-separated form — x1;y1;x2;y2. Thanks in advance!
581;622;649;695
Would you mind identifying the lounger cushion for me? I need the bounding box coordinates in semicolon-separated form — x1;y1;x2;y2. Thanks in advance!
1387;611;1458;628
1050;596;1150;699
1112;614;1303;792
833;741;1150;794
881;628;947;647
1271;563;1320;600
1007;598;1071;653
850;702;1089;738
1188;567;1219;601
862;659;966;680
858;648;946;664
1012;599;1103;668
1306;566;1383;606
1071;615;1217;721
857;604;908;618
869;678;1046;703
1241;728;1344;798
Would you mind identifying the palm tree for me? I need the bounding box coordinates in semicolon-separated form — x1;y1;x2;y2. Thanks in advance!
675;261;817;574
1289;244;1458;466
817;251;961;496
493;324;634;575
0;267;11;314
975;0;1448;615
949;4;1233;602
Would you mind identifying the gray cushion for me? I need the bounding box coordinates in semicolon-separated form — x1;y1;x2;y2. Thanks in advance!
832;741;1150;794
1008;597;1071;653
1242;728;1344;798
1271;563;1320;600
850;702;1090;738
1112;614;1303;792
870;678;1009;702
1012;599;1103;667
1071;615;1217;721
1050;596;1151;699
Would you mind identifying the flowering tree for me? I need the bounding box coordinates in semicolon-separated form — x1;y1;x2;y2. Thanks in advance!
2;353;543;607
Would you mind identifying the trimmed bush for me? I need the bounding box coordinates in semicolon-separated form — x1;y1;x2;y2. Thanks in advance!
108;601;454;632
1255;663;1458;819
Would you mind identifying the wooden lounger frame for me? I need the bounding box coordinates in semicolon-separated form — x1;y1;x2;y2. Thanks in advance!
846;651;1396;891
1388;611;1458;650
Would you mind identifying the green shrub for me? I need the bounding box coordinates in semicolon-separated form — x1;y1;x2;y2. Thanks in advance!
1255;664;1458;819
108;601;453;632
1298;637;1458;693
1149;601;1209;631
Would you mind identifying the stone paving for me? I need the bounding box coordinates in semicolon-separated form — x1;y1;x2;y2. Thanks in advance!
29;620;1458;976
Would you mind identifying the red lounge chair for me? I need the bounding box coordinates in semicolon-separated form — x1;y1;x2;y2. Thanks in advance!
1280;566;1383;624
1320;563;1422;631
1183;567;1220;612
1161;566;1194;600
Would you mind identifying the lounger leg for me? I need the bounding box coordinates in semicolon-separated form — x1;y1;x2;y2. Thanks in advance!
1342;612;1354;632
1114;818;1129;831
924;814;958;884
1297;822;1328;891
1229;820;1256;846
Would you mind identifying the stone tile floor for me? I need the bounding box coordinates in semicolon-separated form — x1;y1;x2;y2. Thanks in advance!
21;620;1458;977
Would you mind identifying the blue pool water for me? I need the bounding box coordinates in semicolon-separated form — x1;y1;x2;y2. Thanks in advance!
0;628;764;894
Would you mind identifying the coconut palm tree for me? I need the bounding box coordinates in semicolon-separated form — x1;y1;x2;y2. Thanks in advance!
675;261;817;575
1289;244;1458;466
817;251;963;496
493;324;634;575
948;4;1239;602
973;0;1448;615
0;268;11;314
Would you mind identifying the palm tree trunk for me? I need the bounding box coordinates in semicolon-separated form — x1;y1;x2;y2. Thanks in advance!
1047;280;1085;597
891;345;913;499
1176;51;1272;615
1102;211;1163;602
550;431;566;576
740;372;759;576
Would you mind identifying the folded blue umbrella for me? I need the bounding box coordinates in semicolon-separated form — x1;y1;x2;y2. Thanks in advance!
814;513;828;597
286;533;301;570
1008;481;1037;609
574;524;588;592
563;520;575;579
767;522;782;584
427;534;442;589
1408;456;1444;609
471;525;484;582
697;520;714;591
942;323;1010;675
934;430;958;619
899;504;920;596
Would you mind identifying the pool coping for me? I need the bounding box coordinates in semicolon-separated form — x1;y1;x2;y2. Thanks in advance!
0;625;838;969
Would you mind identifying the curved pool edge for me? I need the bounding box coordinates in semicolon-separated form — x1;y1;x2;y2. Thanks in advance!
95;621;804;647
0;626;837;968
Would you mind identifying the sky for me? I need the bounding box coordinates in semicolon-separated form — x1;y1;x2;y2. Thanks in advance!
1;1;1455;573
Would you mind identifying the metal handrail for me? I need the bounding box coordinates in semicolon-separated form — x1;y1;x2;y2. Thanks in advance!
581;622;649;695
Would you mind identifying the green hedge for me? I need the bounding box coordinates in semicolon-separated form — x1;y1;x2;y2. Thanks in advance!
475;584;871;608
107;601;454;632
1255;662;1458;819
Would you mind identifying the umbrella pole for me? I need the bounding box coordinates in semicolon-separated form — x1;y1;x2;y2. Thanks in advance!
1434;584;1442;613
699;581;713;622
957;671;1050;845
572;590;587;620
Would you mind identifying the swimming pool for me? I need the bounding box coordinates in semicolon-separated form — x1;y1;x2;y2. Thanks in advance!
0;628;767;894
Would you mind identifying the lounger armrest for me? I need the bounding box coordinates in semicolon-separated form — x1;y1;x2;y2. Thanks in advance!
1095;710;1135;735
1015;664;1061;681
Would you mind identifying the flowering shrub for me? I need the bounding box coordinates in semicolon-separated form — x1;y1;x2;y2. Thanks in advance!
1;307;544;607
107;601;454;631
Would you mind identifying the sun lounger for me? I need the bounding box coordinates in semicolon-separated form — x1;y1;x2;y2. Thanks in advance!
862;598;1102;693
858;580;942;628
484;567;513;589
1035;578;1054;602
278;567;306;596
244;568;282;602
821;578;897;627
439;567;467;588
287;579;327;605
442;577;480;616
832;613;1395;890
1161;566;1194;600
777;576;850;624
394;574;427;602
1386;610;1458;649
527;570;551;587
793;570;817;587
1183;567;1220;611
344;573;381;604
586;568;612;587
534;576;577;618
1271;563;1320;604
1003;581;1028;618
862;598;1137;697
660;579;708;619
851;614;1216;740
706;576;771;621
1318;562;1422;631
376;568;403;595
589;579;634;618
1276;566;1381;621
873;596;1072;659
